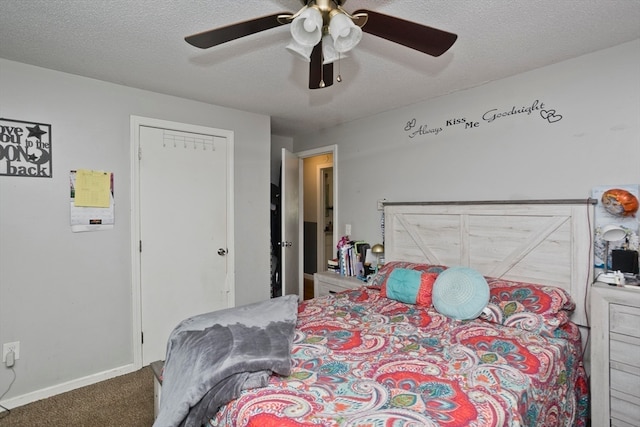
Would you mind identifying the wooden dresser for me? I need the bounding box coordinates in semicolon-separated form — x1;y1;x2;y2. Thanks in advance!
591;282;640;426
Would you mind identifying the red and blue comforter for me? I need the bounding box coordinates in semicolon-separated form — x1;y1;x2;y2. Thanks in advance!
212;286;588;426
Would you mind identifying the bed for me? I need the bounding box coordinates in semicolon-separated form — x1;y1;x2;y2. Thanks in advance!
156;200;594;427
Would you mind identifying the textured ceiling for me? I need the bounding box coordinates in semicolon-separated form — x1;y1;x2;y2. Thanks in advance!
1;0;639;137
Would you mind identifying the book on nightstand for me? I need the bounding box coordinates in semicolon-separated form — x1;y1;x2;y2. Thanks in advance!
327;258;339;273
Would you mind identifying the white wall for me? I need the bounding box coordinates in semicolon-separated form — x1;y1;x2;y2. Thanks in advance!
0;59;272;405
294;40;640;245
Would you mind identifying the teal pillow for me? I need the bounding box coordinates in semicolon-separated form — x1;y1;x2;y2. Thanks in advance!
432;266;489;320
385;268;422;304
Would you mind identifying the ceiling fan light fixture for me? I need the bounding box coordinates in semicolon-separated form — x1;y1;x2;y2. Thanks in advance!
184;3;458;91
290;6;323;47
286;40;313;62
329;11;362;53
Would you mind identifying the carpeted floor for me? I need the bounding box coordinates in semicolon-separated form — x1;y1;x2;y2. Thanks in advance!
0;366;154;427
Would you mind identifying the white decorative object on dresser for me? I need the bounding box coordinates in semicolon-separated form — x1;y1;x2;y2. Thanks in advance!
591;282;640;427
314;271;364;297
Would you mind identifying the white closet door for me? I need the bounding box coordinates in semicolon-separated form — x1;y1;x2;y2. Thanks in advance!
139;125;229;364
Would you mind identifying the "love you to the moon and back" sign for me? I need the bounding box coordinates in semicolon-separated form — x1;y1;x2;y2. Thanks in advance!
0;118;52;178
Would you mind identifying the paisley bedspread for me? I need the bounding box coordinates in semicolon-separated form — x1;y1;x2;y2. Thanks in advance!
211;287;588;427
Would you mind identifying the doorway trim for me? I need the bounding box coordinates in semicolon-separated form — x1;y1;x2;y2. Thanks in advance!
316;163;333;274
129;115;235;368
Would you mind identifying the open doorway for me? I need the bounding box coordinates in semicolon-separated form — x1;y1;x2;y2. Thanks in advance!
302;153;334;299
272;144;337;301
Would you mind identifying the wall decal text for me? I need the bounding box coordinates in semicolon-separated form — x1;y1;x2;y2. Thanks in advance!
404;99;563;139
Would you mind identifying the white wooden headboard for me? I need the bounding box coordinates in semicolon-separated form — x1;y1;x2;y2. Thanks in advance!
383;200;596;327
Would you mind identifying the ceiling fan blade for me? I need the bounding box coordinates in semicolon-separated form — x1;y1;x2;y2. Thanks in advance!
309;42;333;89
353;9;457;57
185;13;290;49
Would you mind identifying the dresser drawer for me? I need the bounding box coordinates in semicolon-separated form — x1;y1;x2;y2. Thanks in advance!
611;368;640;398
611;388;640;426
610;333;640;369
611;419;638;427
314;272;364;298
318;281;353;296
610;303;640;338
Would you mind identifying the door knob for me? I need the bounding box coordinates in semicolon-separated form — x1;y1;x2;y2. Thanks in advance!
217;248;227;256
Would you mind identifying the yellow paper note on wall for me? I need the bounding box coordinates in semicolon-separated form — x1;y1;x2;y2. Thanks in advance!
74;169;111;208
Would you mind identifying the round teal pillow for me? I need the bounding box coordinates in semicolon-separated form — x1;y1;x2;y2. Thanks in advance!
432;266;489;320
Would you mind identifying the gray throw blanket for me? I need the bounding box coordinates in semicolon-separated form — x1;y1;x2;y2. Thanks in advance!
153;295;299;427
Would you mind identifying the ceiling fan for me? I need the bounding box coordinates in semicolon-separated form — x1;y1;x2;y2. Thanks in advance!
185;0;457;89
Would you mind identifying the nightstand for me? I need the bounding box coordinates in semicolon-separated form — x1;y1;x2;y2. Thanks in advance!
590;282;640;426
314;271;365;298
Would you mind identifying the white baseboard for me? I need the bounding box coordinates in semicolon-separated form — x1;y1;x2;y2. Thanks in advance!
0;363;137;410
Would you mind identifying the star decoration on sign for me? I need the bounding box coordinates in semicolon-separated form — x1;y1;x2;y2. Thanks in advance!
26;124;47;141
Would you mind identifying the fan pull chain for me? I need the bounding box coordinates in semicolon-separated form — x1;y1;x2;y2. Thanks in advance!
319;62;325;88
318;45;326;88
336;53;342;83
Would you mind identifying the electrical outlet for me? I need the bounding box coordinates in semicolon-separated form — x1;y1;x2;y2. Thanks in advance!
345;224;352;236
3;342;20;364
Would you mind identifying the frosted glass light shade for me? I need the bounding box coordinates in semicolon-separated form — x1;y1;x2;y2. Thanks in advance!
329;12;362;53
290;7;323;47
321;34;347;64
286;40;313;62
